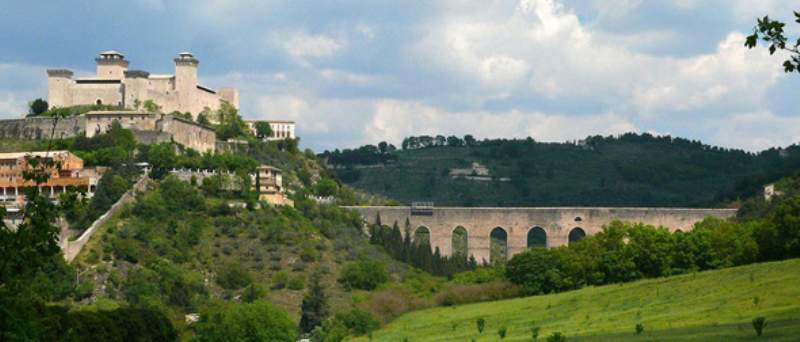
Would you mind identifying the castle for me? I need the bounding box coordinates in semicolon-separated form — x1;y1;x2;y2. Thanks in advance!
47;51;239;119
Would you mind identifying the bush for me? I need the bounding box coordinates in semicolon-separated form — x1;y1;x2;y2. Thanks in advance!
506;247;570;295
359;287;424;323
434;281;520;306
272;271;290;289
41;306;176;341
498;325;507;339
74;282;94;300
194;301;297;342
288;275;305;290
635;323;644;335
547;332;567;342
476;318;485;334
216;262;252;290
339;260;388;290
752;316;766;336
336;309;380;336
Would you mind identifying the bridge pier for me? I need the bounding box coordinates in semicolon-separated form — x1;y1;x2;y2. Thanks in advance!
346;206;737;263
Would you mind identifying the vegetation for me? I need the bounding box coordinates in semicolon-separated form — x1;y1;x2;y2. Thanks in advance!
193;301;297;342
368;219;477;277
323;133;800;207
505;173;800;296
360;259;800;341
745;11;800;73
27;98;48;116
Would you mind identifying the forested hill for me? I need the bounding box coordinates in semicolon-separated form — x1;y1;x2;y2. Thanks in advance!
321;133;800;207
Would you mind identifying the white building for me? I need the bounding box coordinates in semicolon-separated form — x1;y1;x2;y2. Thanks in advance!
47;51;239;119
245;120;296;141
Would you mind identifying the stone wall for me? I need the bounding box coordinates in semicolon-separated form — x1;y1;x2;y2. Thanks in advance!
62;175;149;262
0;116;85;140
157;116;216;153
346;206;737;263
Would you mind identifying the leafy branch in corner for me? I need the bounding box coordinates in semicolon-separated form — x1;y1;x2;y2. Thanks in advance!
745;11;800;73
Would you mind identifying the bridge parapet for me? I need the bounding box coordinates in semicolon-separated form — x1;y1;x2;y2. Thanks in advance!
344;206;737;264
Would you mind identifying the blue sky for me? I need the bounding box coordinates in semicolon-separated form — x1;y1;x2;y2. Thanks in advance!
1;0;799;152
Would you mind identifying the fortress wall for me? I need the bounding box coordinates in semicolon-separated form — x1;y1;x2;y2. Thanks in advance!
0;116;85;140
71;83;123;107
158;116;216;153
347;206;737;263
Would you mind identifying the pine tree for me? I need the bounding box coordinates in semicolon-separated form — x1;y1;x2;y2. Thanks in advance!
299;273;329;334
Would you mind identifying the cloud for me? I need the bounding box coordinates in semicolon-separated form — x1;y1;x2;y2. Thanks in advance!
0;0;796;152
282;31;343;61
366;99;636;146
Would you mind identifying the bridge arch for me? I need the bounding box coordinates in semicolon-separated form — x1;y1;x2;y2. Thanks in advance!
568;227;586;244
414;226;431;245
452;226;469;258
490;227;508;264
527;226;547;248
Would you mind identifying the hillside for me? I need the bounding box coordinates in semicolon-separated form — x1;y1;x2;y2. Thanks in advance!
324;133;800;207
361;259;800;341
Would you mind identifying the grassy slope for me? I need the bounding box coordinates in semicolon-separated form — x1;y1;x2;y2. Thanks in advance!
360;259;800;341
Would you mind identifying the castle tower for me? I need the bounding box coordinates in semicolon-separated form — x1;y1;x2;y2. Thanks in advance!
95;51;129;79
174;52;199;112
46;69;74;109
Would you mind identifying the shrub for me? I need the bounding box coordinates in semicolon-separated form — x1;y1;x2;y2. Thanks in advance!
506;247;570;295
288;275;305;290
531;324;540;340
74;282;94;300
434;281;520;306
476;318;485;334
498;325;507;339
194;301;297;342
216;262;252;290
272;271;290;289
339;260;388;291
359;288;424;323
336;309;380;336
547;332;567;342
752;316;766;336
635;323;644;335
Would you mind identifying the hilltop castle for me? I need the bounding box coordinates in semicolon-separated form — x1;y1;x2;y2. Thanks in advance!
47;51;239;119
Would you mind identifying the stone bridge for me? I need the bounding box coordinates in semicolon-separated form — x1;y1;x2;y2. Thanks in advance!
345;206;737;263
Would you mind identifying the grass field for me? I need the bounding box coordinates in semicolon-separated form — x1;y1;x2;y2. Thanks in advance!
358;259;800;341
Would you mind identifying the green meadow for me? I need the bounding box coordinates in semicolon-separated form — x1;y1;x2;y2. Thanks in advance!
359;259;800;341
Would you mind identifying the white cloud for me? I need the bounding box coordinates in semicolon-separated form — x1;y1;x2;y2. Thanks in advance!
282;31;343;60
710;111;800;151
365;99;636;146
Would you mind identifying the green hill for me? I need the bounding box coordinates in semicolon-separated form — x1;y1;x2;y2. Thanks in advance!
360;259;800;341
324;133;800;207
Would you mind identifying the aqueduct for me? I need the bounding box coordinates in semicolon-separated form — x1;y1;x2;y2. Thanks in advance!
346;206;737;263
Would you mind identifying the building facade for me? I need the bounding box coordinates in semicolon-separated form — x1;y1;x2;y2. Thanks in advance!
253;165;293;206
0;151;103;206
47;51;239;119
245;120;296;141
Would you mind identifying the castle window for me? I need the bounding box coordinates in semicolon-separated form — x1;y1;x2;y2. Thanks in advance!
96;99;102;105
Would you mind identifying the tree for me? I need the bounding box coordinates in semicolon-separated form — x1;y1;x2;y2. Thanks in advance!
142;99;161;113
0;154;75;340
464;134;477;147
752;316;766;337
300;273;329;334
339;260;388;290
194;301;297;342
255;121;273;139
27;98;48;116
745;12;800;73
506;247;570;295
214;100;247;140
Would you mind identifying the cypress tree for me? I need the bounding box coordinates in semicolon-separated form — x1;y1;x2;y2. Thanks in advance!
299;273;329;334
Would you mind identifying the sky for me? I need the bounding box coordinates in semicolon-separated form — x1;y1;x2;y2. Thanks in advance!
1;0;799;152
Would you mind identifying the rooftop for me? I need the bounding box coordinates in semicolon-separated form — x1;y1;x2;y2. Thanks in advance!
0;150;72;160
